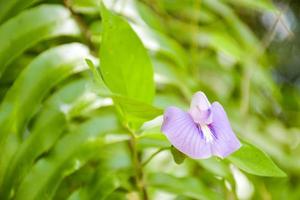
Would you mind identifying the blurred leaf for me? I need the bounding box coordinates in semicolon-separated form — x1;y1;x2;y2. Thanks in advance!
14;115;118;200
203;0;261;54
99;4;155;104
0;4;80;77
198;157;233;182
69;170;120;200
138;130;169;149
148;172;221;200
0;43;89;139
0;0;39;23
227;143;287;177
133;25;188;69
69;0;99;14
198;29;243;62
136;1;166;33
223;0;277;12
0;79;98;198
0;43;90;188
103;190;127;200
0;109;66;199
170;145;186;164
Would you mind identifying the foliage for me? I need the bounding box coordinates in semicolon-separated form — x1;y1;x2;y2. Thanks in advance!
0;0;299;199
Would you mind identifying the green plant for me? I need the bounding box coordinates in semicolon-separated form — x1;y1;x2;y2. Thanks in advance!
0;0;299;199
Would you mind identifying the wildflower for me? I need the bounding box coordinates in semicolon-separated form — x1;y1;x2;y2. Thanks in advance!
161;92;241;159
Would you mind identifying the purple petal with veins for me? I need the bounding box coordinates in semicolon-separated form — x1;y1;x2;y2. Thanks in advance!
161;107;213;159
161;91;241;159
210;102;241;158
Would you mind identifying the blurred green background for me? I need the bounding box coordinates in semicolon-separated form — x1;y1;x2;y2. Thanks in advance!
0;0;299;199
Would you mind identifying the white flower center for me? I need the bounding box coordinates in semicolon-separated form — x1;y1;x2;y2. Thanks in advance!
200;125;214;143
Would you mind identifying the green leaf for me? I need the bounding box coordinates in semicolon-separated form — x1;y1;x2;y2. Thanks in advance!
227;143;287;177
132;23;188;69
14;114;118;200
148;172;221;200
0;4;80;77
203;0;261;55
68;0;99;14
223;0;277;12
198;30;243;62
0;43;90;187
0;0;39;23
87;58;162;125
0;109;66;199
138;130;169;149
0;43;89;138
69;170;120;200
112;95;163;123
136;1;166;33
85;58;110;95
0;79;98;198
99;4;155;104
198;157;233;180
170;145;186;164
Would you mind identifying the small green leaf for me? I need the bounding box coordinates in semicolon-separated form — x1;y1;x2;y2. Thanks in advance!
170;145;186;164
99;4;155;104
112;95;163;122
227;143;287;177
85;58;110;95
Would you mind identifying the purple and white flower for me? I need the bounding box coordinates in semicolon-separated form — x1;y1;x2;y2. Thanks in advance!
161;92;241;159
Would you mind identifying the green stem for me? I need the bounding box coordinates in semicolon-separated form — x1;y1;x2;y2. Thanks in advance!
142;147;169;167
240;64;251;116
127;126;148;200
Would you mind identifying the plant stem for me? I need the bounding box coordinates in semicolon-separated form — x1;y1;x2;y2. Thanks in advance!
127;127;148;200
142;147;169;167
240;64;251;116
63;0;97;54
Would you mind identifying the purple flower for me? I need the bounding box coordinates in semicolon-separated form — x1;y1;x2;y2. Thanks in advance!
161;92;241;159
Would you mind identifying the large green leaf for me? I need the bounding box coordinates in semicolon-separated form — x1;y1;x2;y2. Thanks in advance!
227;143;287;177
0;4;80;77
99;4;155;104
87;58;162;127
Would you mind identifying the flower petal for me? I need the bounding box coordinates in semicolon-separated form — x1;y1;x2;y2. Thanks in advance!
189;92;212;125
161;106;213;159
210;102;241;158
